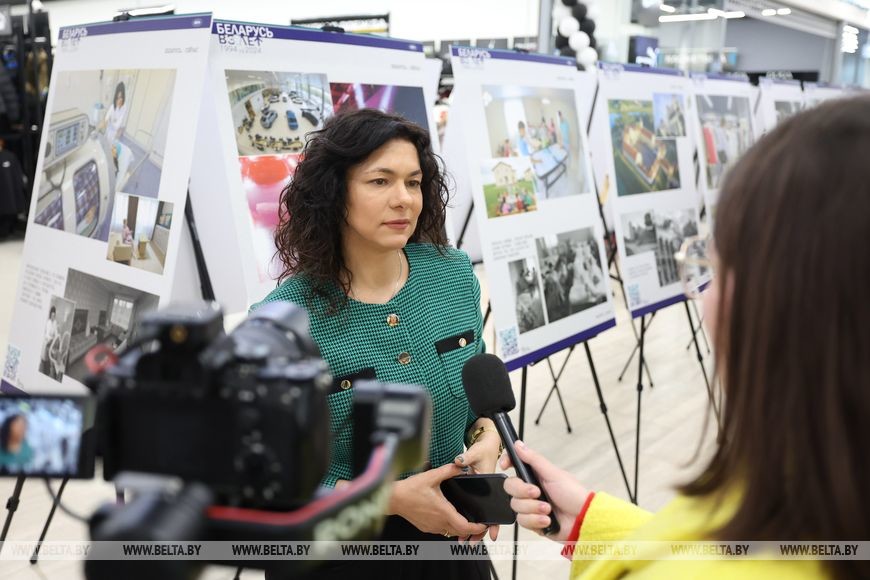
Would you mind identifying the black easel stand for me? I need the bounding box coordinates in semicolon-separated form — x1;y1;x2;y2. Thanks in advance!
0;475;25;550
683;301;721;425
684;299;710;354
631;315;649;504
617;313;656;387
533;347;575;433
29;477;68;563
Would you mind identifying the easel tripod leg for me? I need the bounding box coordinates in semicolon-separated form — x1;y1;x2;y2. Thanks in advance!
31;478;68;564
633;315;647;505
0;475;26;551
683;301;721;427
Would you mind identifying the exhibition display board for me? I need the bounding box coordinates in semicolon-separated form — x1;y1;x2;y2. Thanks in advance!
690;73;758;220
2;15;212;395
189;22;434;310
803;82;846;108
446;47;616;370
758;77;805;133
590;64;699;319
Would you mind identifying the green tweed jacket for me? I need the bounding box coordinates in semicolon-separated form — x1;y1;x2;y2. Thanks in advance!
252;243;484;488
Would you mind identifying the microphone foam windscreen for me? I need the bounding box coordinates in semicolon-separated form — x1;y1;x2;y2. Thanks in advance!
462;353;516;416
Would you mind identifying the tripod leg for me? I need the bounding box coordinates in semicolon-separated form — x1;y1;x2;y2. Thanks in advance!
0;475;26;549
584;342;633;502
234;566;244;580
633;316;647;505
31;478;68;564
691;300;711;354
533;352;574;433
618;316;654;387
684;301;721;428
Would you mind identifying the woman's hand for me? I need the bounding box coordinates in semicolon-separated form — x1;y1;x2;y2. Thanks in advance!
500;440;590;543
453;431;502;543
388;463;488;540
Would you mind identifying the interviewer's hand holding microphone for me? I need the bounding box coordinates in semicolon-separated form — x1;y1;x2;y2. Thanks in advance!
462;354;586;543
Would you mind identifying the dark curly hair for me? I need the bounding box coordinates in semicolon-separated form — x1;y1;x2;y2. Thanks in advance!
274;109;450;314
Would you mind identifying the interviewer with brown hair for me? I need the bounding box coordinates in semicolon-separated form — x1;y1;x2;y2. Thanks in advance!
503;96;870;579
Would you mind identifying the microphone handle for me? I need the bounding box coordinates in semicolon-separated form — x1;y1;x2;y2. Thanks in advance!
492;413;560;536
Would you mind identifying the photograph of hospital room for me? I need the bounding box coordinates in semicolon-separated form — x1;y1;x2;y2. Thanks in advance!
33;69;176;241
696;95;754;189
608;99;681;196
621;208;699;287
105;193;173;275
480;157;539;218
535;227;607;323
226;70;333;156
482;84;589;199
61;268;159;385
330;83;430;131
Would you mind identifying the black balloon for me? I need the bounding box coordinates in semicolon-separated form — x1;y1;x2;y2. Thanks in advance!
555;34;570;49
572;4;588;21
560;0;578;6
588;35;597;50
559;46;576;57
579;18;596;35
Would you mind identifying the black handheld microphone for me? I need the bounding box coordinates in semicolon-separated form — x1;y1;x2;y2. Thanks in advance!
462;353;560;536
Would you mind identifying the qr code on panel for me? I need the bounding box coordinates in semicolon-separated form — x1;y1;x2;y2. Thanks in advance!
499;327;519;357
3;345;21;383
627;284;641;307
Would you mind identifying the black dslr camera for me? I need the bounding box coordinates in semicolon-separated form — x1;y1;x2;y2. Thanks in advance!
0;301;431;580
95;301;332;510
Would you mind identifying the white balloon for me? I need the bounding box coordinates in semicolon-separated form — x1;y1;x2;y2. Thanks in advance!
569;30;591;51
557;16;580;38
579;46;599;67
552;4;571;20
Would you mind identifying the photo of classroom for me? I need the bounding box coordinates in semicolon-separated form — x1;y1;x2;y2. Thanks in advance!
330;83;430;131
32;69;176;241
482;84;589;199
608;99;681;196
105;194;173;275
226;70;333;156
61;269;159;385
507;257;547;334
621;208;699;287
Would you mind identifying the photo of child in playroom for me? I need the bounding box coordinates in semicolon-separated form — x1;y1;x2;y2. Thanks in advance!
32;69;177;241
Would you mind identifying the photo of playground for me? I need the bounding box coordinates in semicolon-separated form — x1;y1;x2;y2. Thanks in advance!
775;100;804;124
507;257;546;334
621;208;699;287
534;227;607;324
330;83;430;131
653;93;686;137
480;157;539;219
226;70;333;156
61;269;159;385
696;94;754;189
482;84;589;199
608;99;682;196
32;69;177;240
105;193;174;275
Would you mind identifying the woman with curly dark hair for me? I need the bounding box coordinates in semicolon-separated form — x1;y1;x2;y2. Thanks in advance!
254;109;499;579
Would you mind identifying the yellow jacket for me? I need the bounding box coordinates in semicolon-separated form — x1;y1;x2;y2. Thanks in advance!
571;492;828;579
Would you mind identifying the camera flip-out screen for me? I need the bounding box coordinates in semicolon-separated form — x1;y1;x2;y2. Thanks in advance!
0;395;96;479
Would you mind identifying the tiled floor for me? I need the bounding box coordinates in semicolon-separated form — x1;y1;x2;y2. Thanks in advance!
0;235;718;580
